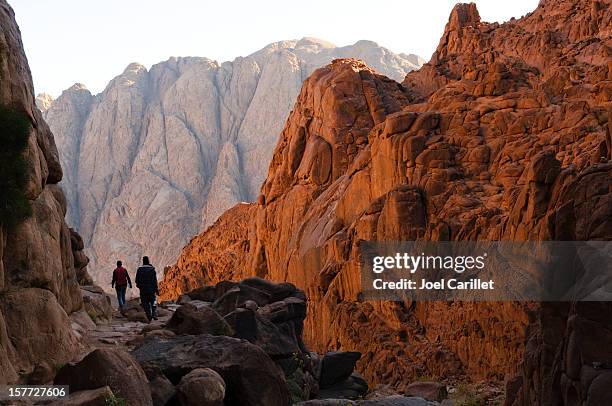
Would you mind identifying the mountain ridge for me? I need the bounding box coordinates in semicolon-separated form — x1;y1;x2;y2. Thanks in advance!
41;38;424;287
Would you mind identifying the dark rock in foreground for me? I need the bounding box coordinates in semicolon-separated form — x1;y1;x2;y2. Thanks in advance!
166;302;232;336
49;385;114;406
176;368;226;406
132;334;289;406
54;348;153;406
320;352;362;388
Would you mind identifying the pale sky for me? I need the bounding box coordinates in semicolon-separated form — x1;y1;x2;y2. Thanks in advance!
12;0;539;97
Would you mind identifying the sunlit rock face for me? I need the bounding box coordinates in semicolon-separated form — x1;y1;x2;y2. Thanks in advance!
160;0;612;402
43;38;423;285
35;92;54;112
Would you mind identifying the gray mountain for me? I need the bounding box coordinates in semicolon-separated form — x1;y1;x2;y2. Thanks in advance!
42;38;423;286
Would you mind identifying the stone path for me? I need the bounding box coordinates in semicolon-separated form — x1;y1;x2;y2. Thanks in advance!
85;300;176;352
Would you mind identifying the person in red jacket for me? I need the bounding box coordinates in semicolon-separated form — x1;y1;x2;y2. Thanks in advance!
111;260;132;312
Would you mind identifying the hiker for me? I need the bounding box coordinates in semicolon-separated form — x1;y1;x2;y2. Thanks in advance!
111;260;132;311
135;256;159;321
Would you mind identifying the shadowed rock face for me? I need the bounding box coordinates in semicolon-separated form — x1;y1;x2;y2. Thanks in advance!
0;0;89;384
160;0;611;401
42;39;423;287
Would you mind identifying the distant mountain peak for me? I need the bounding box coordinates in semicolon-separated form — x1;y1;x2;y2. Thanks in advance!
35;92;54;112
295;37;336;48
122;62;147;75
43;38;424;287
65;83;89;93
352;39;380;48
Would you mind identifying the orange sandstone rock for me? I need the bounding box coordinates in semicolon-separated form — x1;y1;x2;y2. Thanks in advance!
161;1;612;402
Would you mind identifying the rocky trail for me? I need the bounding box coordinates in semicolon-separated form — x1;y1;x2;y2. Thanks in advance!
49;278;496;406
85;304;175;352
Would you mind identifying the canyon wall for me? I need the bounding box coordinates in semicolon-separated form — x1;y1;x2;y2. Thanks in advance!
41;40;423;287
0;0;89;384
161;0;611;403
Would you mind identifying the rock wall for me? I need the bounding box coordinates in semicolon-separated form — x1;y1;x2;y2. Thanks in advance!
42;39;423;287
160;0;611;402
0;0;89;384
160;203;255;294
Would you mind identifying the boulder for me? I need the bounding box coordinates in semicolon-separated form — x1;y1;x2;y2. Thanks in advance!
319;372;368;400
0;288;81;374
49;386;114;406
80;286;112;324
176;368;225;406
257;296;308;355
240;277;301;302
176;294;192;305
133;334;289;406
149;375;175;406
124;308;149;323
70;309;97;340
212;285;271;316
144;329;176;339
224;308;257;341
54;348;153;406
243;300;259;311
320;352;362;388
166;303;232;336
123;300;149;323
258;296;307;324
404;381;447;402
187;281;238;302
586;371;612;406
141;323;164;334
223;307;303;357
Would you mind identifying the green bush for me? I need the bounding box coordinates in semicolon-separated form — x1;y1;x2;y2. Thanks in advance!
0;104;32;229
104;393;127;406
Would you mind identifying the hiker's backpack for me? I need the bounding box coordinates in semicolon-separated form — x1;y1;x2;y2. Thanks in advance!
114;267;129;285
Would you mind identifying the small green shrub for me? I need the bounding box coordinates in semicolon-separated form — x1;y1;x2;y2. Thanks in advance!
0;104;32;229
86;310;98;324
104;393;127;406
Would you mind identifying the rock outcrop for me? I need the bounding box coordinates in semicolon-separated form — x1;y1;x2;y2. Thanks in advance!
137;279;308;405
139;278;431;405
160;0;612;403
0;0;90;384
41;39;423;287
54;348;153;406
35;92;54;112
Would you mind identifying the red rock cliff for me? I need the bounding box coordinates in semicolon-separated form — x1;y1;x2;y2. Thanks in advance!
161;0;611;401
0;0;90;384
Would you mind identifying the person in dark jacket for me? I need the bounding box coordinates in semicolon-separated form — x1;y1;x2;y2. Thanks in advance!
135;256;159;321
111;260;132;312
